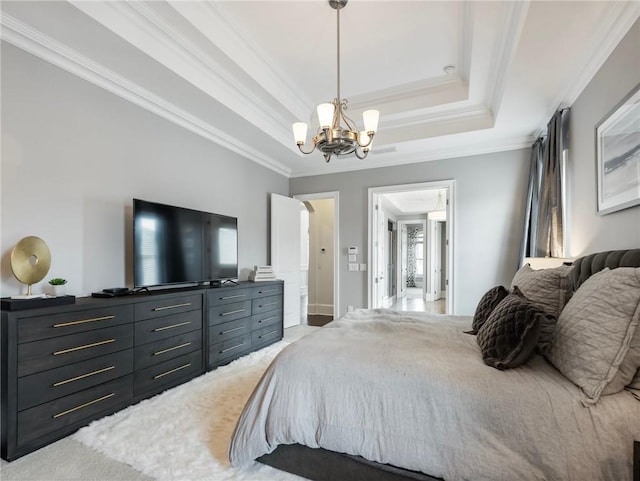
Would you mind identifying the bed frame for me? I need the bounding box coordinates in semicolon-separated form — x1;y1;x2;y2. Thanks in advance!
257;249;640;481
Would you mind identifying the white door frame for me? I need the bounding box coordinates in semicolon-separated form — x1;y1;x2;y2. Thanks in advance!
294;191;340;321
368;180;455;314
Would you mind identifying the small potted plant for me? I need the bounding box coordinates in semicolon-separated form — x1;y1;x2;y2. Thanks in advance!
48;278;67;297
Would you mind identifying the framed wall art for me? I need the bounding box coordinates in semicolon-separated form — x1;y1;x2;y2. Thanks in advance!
595;83;640;215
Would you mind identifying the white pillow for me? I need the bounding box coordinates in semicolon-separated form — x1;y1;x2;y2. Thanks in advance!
546;267;640;404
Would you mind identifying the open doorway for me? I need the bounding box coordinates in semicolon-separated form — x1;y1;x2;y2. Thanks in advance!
368;181;454;314
295;192;339;326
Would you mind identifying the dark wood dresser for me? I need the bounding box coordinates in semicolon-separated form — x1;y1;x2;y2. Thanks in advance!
207;282;283;370
1;280;283;461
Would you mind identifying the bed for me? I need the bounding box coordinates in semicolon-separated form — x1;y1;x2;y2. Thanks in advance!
229;249;640;481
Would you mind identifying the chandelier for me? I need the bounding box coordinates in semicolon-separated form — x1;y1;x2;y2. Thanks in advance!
292;0;379;163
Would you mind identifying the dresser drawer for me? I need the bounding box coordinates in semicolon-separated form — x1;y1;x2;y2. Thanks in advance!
209;333;251;367
251;284;283;299
17;375;133;447
134;350;202;397
207;288;251;306
209;317;252;345
252;324;283;350
135;309;202;346
18;350;134;411
208;300;251;326
134;293;202;321
252;295;282;315
251;310;282;330
18;324;134;378
18;305;133;344
134;330;201;370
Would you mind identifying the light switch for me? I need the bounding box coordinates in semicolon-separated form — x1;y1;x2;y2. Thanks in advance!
359;263;367;271
348;263;358;271
348;254;356;262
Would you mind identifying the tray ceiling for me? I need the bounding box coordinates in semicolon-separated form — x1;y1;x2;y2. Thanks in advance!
1;1;638;177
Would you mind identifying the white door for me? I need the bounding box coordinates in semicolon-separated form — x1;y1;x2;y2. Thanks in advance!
372;200;387;308
433;221;443;300
271;193;302;328
399;224;408;298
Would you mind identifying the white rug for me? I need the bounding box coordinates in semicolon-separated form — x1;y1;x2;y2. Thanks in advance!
73;341;305;481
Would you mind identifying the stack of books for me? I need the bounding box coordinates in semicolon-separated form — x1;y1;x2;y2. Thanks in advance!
249;265;276;282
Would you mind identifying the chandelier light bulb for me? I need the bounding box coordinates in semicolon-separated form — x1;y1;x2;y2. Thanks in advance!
362;110;379;133
292;122;308;145
317;103;335;129
359;131;373;152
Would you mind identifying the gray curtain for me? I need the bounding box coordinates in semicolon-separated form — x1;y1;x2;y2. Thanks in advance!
520;109;569;264
520;138;544;263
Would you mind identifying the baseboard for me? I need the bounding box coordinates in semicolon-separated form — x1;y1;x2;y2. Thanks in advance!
308;304;334;316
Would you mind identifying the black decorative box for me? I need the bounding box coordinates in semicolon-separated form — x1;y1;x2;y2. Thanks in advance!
1;295;76;311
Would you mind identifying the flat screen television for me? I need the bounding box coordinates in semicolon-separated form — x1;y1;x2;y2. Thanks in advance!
133;199;238;288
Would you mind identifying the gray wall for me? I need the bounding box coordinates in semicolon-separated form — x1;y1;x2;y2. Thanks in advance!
1;44;289;297
567;19;640;255
291;149;531;315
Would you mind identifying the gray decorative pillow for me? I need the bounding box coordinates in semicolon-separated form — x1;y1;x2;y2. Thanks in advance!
476;293;543;370
603;316;640;395
468;286;509;334
626;370;640;401
511;286;558;354
511;264;573;318
546;267;640;404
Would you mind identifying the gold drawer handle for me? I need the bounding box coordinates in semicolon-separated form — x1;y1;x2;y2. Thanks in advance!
259;330;278;339
221;294;245;300
221;326;244;335
53;366;116;387
53;315;115;328
260;302;278;307
221;342;244;354
259;289;277;294
53;339;115;356
153;363;191;379
53;393;115;418
221;308;245;317
153;342;191;356
154;321;191;332
258;316;277;324
153;302;191;312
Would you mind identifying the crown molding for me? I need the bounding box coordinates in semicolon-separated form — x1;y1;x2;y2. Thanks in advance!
290;135;533;178
169;1;312;119
348;76;468;116
539;1;640;132
484;1;531;116
1;13;292;178
457;1;474;83
70;1;295;150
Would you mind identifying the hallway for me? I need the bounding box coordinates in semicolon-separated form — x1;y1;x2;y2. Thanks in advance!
383;287;446;314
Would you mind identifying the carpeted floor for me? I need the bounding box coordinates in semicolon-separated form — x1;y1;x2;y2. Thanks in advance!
1;326;318;481
72;340;305;481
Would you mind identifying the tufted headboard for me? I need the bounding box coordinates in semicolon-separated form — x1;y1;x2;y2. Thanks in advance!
569;249;640;293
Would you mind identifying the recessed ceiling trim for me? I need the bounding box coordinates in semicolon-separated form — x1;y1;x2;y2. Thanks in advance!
484;1;531;116
383;105;491;129
457;1;474;83
537;1;640;136
70;1;296;151
169;1;312;120
348;75;468;116
290;135;534;178
1;14;292;178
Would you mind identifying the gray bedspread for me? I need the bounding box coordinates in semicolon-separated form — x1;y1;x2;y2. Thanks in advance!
229;309;640;481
